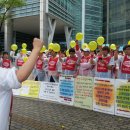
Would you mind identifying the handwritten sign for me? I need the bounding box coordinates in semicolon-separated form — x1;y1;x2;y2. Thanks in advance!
115;79;130;118
59;75;74;105
39;82;59;102
20;80;40;98
93;78;115;115
74;76;93;109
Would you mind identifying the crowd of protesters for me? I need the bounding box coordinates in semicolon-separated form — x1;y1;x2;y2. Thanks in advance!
0;41;130;82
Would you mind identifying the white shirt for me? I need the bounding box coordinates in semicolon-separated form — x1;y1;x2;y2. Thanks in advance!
0;67;21;130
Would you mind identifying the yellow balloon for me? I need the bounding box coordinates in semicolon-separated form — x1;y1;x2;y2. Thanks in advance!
70;40;76;48
52;43;60;52
40;45;46;53
128;41;130;45
22;48;27;54
23;57;28;63
76;33;83;40
48;43;53;50
88;41;97;51
11;44;18;51
97;36;105;46
82;43;89;49
66;49;70;56
22;43;27;49
110;44;116;50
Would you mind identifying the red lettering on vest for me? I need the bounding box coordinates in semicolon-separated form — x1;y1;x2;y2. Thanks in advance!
65;57;78;71
17;59;24;66
48;57;58;71
36;58;43;70
121;55;130;74
97;56;111;72
2;59;11;68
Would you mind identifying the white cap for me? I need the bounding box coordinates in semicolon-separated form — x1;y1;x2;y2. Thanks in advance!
27;51;31;55
83;48;90;52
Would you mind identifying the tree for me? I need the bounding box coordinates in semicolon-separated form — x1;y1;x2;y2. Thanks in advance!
0;0;26;32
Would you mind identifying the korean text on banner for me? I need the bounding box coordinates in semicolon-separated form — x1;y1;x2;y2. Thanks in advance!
59;75;74;105
115;79;130;118
39;82;59;102
20;80;40;98
74;76;93;110
93;78;115;115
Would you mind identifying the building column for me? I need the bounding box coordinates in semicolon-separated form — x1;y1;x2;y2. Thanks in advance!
4;17;13;51
64;26;72;49
82;0;85;44
48;17;56;44
40;0;49;47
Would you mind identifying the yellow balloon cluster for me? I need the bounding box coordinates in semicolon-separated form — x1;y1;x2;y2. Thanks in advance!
40;45;46;53
110;44;116;50
82;43;89;49
22;48;27;54
88;41;97;51
11;44;18;51
70;40;76;48
52;43;60;52
21;43;27;54
97;36;105;46
128;41;130;45
22;43;27;49
48;43;54;50
76;32;83;40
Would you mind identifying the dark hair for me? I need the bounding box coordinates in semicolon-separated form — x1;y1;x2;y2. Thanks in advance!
102;46;110;53
69;48;75;53
3;51;9;55
123;45;130;51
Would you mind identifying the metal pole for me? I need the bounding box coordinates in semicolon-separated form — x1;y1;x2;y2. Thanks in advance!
106;0;109;44
82;0;85;44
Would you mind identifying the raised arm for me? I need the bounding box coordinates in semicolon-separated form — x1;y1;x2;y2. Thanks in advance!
16;38;43;82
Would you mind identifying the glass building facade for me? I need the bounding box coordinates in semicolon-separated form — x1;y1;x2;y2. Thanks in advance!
85;0;103;42
103;0;130;46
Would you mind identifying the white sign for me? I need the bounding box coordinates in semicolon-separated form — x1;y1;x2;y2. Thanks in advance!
39;82;59;102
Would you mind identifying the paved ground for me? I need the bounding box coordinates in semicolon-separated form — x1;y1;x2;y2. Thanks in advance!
10;97;130;130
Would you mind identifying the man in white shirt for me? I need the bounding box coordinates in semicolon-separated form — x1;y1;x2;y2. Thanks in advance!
0;38;43;130
117;45;130;80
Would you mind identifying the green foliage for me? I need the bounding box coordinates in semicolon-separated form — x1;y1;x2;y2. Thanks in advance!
0;0;26;32
0;0;26;9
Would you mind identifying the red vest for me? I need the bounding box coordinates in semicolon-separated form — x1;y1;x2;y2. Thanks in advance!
65;56;78;71
81;56;90;63
48;57;58;71
121;55;130;74
2;59;11;68
17;59;24;66
97;56;111;72
36;58;43;70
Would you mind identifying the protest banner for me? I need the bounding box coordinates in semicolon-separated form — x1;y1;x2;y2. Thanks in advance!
20;80;40;98
39;82;59;102
93;78;115;115
115;79;130;118
74;76;93;109
12;88;21;96
59;75;74;105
